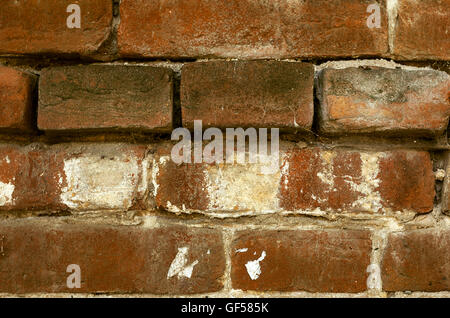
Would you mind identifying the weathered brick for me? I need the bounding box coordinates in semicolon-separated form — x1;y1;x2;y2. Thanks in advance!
317;67;450;136
393;0;450;60
231;230;372;292
154;145;435;214
0;66;37;132
281;148;435;213
38;66;173;132
181;61;314;130
381;229;450;291
0;0;112;57
118;0;388;59
153;143;282;214
55;143;149;211
442;152;450;215
0;143;149;212
0;220;225;294
0;144;63;211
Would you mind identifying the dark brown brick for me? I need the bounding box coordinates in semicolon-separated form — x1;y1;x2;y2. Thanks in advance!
38;66;173;132
181;61;314;130
381;229;450;291
118;0;388;59
231;230;372;292
0;220;225;294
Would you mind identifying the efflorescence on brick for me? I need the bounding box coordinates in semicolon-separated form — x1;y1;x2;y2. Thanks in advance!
0;0;449;298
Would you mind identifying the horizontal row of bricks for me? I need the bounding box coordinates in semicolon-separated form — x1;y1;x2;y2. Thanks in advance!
0;0;448;60
0;219;448;294
0;142;439;214
1;61;449;136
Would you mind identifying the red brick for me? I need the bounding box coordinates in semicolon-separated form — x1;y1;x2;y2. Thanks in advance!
0;0;112;57
155;160;210;212
280;149;435;213
231;230;372;292
118;0;388;59
317;67;450;136
38;66;173;132
393;0;450;60
181;61;314;130
381;229;450;291
154;146;434;214
0;143;149;212
0;220;225;294
377;151;435;213
0;144;63;211
0;66;37;132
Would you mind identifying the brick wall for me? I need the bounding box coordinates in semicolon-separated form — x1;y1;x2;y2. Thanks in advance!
0;0;449;297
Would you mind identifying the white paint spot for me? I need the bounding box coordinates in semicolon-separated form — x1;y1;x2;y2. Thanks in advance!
235;248;248;253
205;153;281;213
60;156;140;210
167;247;199;279
280;154;290;190
245;251;266;280
344;153;384;212
5;156;10;164
317;151;336;189
151;156;169;197
0;181;14;206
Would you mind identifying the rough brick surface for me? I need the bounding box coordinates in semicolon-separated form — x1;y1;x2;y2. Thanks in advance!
0;0;112;57
381;229;450;291
393;0;450;60
442;153;450;215
38;66;173;132
154;146;435;214
317;67;450;136
0;143;149;212
281;148;435;213
0;145;63;211
181;61;314;130
0;66;37;132
231;230;372;292
118;0;388;59
0;220;225;294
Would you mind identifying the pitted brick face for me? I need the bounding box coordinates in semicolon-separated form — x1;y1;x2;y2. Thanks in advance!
381;229;450;292
0;0;112;56
0;66;37;132
318;67;450;136
118;0;388;59
151;146;435;215
394;0;450;60
181;61;314;131
280;148;434;214
38;66;174;133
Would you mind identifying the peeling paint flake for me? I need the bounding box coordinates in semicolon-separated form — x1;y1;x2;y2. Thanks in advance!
60;156;140;210
167;246;199;279
245;251;266;280
0;181;14;206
